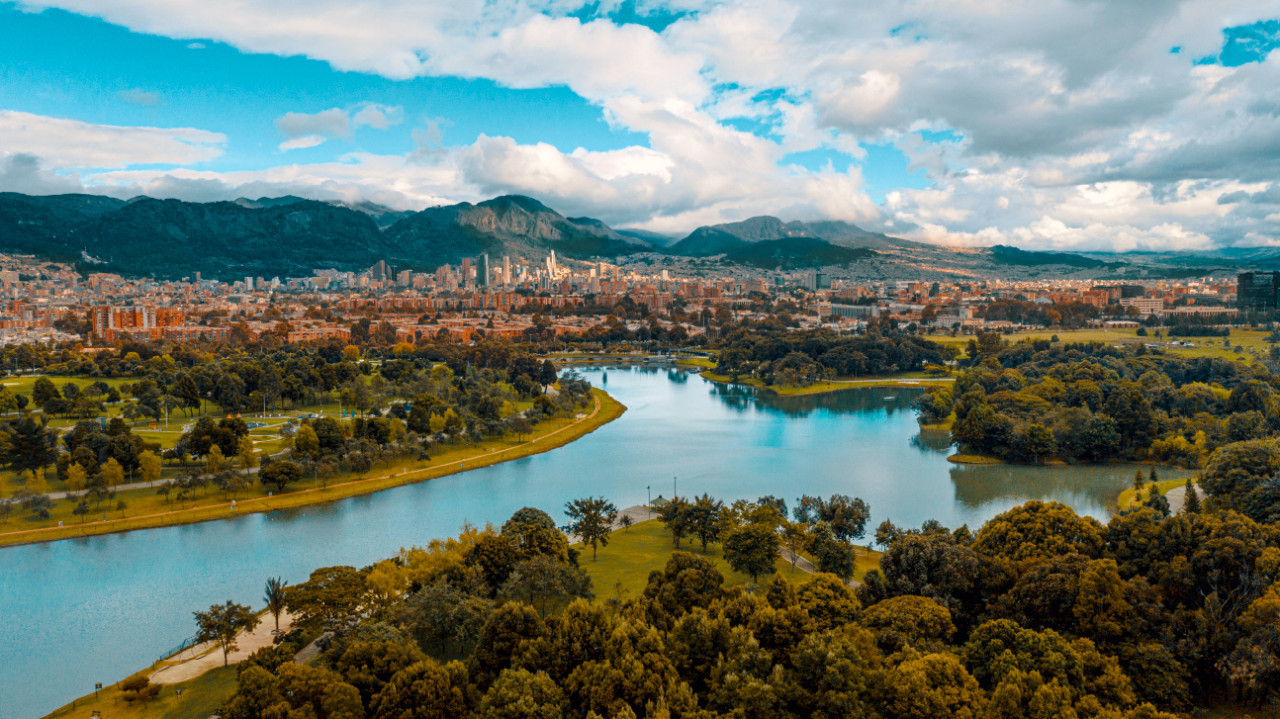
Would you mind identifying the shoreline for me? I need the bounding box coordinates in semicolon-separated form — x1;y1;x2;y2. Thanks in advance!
676;360;955;397
0;388;626;548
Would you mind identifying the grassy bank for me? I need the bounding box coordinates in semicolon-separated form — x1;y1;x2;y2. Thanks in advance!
1116;477;1194;510
581;518;880;602
680;358;954;397
42;665;237;719
0;389;625;547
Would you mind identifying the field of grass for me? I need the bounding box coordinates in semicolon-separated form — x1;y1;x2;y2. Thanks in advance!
0;389;626;547
42;665;237;719
581;518;880;602
925;327;1277;365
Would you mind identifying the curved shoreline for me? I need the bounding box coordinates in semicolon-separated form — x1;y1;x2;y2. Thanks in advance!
0;388;626;548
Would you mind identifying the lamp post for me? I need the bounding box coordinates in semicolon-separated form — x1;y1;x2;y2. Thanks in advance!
647;485;651;519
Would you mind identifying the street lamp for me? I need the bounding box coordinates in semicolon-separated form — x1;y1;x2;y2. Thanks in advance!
647;485;651;519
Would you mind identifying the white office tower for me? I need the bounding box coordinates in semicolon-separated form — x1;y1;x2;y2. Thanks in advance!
244;276;254;290
503;256;512;284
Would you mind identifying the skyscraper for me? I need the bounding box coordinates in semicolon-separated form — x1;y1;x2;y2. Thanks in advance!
1238;271;1280;310
503;255;511;285
480;253;490;288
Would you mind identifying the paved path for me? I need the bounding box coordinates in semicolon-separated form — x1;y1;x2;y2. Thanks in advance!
150;611;294;684
1166;482;1202;514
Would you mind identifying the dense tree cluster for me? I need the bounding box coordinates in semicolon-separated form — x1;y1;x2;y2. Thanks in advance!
918;337;1280;468
214;494;1280;718
713;326;955;386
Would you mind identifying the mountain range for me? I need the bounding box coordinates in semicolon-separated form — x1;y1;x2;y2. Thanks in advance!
0;191;1270;281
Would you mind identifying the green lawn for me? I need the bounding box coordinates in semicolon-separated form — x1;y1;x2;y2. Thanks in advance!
43;665;237;719
581;519;880;602
925;327;1277;365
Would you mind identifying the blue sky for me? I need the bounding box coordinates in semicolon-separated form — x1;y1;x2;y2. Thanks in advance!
1;1;1278;249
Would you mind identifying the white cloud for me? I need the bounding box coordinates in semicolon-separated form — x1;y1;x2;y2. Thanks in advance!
274;103;404;150
0;110;224;168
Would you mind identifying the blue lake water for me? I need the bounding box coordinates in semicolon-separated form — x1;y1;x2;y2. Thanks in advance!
0;367;1185;718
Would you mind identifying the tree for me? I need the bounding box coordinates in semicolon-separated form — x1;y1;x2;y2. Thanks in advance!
101;457;124;490
809;521;855;579
1020;423;1057;464
794;494;871;542
65;463;87;493
497;555;593;615
264;576;289;632
73;499;90;523
260;460;302;493
139;450;161;485
1182;478;1201;514
723;522;781;583
294;423;319;457
236;434;258;471
659;496;693;547
564;496;617;560
194;600;259;666
479;668;570;719
285;566;366;627
686;494;724;551
620;514;634;532
31;377;59;408
207;444;225;474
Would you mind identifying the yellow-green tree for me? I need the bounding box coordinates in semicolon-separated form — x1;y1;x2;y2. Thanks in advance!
65;463;87;493
139;450;162;485
294;424;319;456
101;457;125;489
207;444;225;474
237;435;258;470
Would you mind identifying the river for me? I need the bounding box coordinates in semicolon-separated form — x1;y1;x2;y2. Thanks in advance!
0;366;1189;718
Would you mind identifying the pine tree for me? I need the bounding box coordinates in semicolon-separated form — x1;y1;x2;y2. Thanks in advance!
1183;478;1201;514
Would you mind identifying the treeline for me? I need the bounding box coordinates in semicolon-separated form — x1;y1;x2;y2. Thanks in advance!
206;493;1280;718
918;337;1280;473
713;326;955;386
977;298;1101;328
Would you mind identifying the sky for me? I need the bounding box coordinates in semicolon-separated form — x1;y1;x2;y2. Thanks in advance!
1;1;1280;252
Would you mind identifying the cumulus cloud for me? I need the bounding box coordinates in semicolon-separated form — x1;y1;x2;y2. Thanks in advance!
274;103;403;150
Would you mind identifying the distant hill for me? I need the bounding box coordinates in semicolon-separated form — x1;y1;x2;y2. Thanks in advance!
668;215;926;255
0;192;1212;281
0;192;652;279
987;244;1121;269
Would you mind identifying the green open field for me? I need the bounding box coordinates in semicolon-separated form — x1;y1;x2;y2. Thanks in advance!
581;518;880;602
925;327;1276;364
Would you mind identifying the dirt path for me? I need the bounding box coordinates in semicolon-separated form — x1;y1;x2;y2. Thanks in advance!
150;611;294;684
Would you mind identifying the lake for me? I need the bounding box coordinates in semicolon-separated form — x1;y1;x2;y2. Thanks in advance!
0;366;1187;719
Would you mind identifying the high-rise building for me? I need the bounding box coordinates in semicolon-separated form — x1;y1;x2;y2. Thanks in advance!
370;260;388;282
503;256;511;284
1238;271;1280;310
480;253;490;288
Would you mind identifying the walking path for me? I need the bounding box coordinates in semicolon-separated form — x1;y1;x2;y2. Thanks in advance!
149;611;295;684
